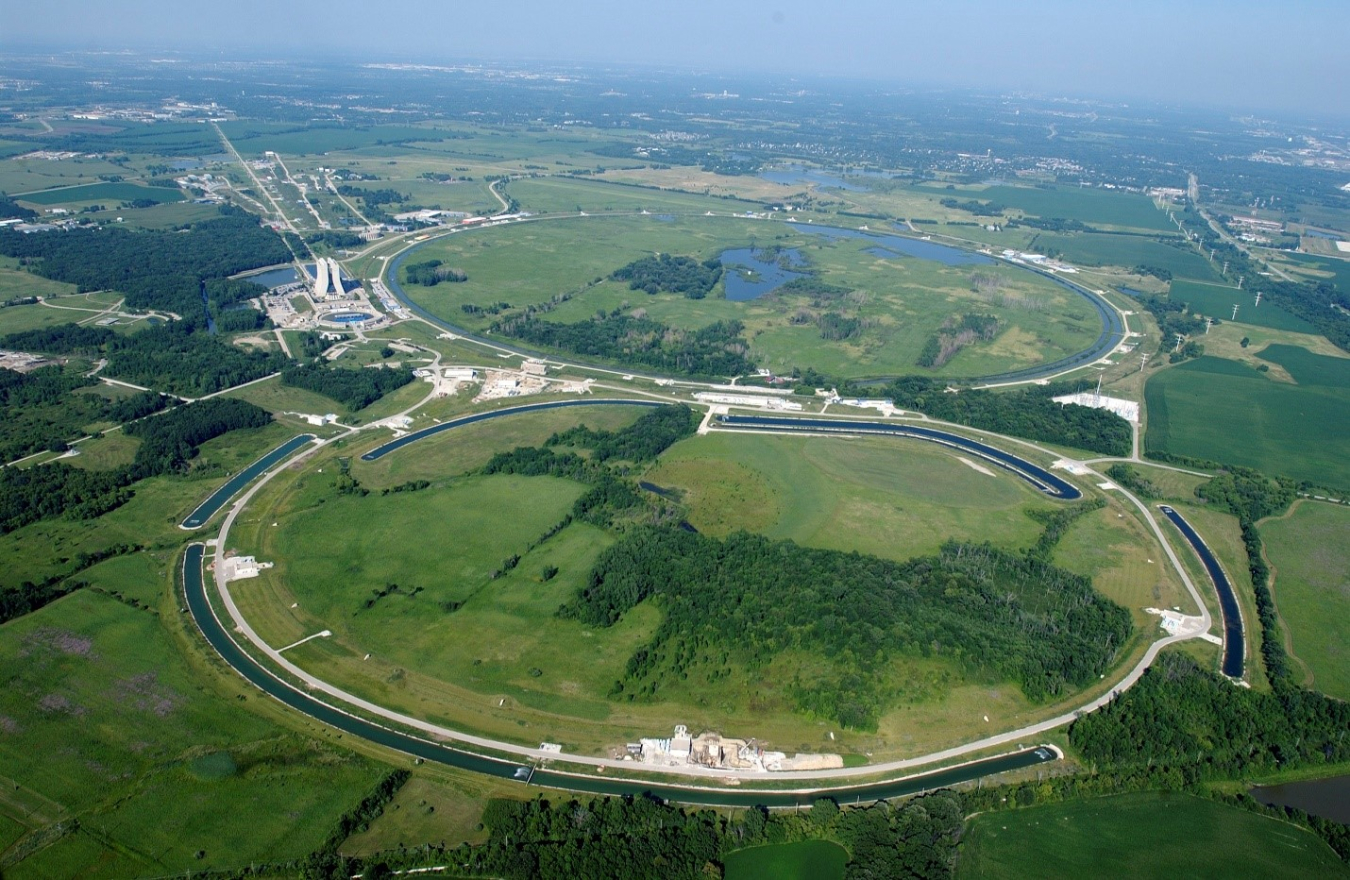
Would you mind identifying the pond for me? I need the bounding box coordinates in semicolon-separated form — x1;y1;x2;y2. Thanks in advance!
724;840;847;880
1251;774;1350;823
719;246;810;301
243;265;303;289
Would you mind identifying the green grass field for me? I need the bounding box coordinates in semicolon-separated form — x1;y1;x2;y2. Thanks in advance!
0;590;385;877
980;185;1175;232
724;840;848;880
1030;231;1221;281
1145;351;1350;489
1282;251;1350;296
957;792;1348;879
1169;279;1315;333
1260;501;1350;700
398;212;1100;379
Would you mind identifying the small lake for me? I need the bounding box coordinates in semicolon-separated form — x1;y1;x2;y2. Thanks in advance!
798;225;995;267
720;247;809;301
1251;775;1350;823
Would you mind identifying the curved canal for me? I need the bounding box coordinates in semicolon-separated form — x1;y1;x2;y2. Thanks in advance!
382;216;1123;387
1159;505;1244;677
183;543;1057;806
181;434;315;529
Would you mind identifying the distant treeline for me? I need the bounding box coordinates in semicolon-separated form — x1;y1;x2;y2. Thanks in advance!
0;208;290;319
0;397;271;534
611;254;723;299
564;530;1131;729
0;192;37;220
280;362;415;410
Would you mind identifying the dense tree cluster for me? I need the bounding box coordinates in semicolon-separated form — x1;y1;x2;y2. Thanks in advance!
610;254;723;299
496;313;755;377
280;362;415;410
402;258;467;286
0;192;37;220
916;313;1000;368
123;397;272;476
0;209;291;318
880;377;1132;456
1;323;115;355
1105;463;1160;499
336;185;407;207
940;197;1005;216
0;398;270;533
563;528;1131;728
104;322;288;396
1070;652;1350;778
377;790;964;880
546;404;696;462
0;366;105;461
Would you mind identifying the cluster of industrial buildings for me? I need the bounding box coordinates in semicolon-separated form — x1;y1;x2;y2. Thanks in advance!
622;725;843;773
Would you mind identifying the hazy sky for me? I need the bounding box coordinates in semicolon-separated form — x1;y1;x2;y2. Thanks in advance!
4;0;1347;117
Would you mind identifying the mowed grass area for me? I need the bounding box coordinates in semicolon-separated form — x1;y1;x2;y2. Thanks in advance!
1053;503;1194;622
1169;279;1315;333
956;791;1348;879
0;590;386;878
1030;231;1222;281
1145;351;1350;490
724;840;848;880
400;212;1100;380
1261;501;1350;700
645;431;1050;561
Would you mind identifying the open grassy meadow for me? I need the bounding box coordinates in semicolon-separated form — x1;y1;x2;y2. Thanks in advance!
0;590;386;877
1145;350;1350;489
979;185;1176;232
1260;501;1350;700
397;212;1100;379
14;181;184;207
956;792;1348;879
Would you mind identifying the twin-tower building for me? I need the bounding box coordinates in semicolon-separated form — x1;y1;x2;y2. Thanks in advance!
312;257;345;298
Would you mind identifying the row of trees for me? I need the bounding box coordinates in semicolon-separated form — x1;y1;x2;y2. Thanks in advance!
563;528;1131;728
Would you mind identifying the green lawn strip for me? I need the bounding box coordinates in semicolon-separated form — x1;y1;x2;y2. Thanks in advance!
724;839;848;880
956;791;1348;879
1259;501;1350;700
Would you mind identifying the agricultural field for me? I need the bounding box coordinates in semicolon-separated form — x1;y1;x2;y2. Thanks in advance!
956;792;1348;879
1029;231;1222;281
978;185;1176;232
14;181;184;206
1168;279;1315;333
0;590;386;877
1144;349;1350;489
1260;501;1350;700
1280;251;1350;296
396;211;1102;380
